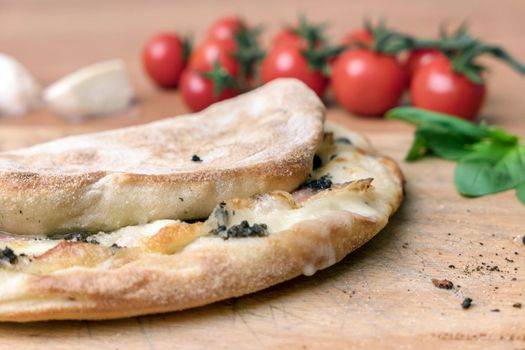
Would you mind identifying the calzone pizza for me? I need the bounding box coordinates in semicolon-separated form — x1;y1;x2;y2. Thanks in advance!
0;79;403;321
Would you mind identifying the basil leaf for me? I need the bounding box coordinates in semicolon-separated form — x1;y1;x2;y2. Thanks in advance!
455;143;525;196
387;107;488;140
387;105;525;207
417;127;476;160
484;126;519;145
517;182;525;205
405;131;429;161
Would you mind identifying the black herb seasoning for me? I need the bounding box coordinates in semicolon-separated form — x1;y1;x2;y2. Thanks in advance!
191;155;202;162
62;231;92;243
462;297;473;309
0;247;17;264
300;175;332;190
212;220;268;239
522;235;525;245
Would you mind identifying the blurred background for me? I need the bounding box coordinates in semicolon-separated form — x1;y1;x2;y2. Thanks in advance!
1;0;524;130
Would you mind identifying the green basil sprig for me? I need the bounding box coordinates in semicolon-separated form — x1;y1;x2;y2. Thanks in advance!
387;107;525;205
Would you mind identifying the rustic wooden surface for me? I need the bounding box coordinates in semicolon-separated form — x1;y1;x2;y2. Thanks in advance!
0;0;524;349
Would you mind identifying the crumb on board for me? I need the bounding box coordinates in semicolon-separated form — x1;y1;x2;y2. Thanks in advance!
432;278;454;290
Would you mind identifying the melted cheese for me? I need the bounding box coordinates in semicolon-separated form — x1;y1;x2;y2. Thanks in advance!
94;219;179;247
1;239;60;257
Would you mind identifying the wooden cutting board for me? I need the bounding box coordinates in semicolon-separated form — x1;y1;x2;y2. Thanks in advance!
0;118;523;350
1;0;524;348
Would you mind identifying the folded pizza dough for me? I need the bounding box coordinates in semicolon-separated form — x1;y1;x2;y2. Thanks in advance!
0;122;404;322
0;79;325;236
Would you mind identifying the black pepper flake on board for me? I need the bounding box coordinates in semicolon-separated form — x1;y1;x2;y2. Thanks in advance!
462;298;473;309
490;309;500;312
522;236;525;245
191;155;202;162
513;303;522;309
313;155;322;170
0;246;17;264
448;264;456;269
334;137;352;145
300;175;332;191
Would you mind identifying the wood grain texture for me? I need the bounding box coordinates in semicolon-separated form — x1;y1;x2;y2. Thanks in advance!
0;0;524;349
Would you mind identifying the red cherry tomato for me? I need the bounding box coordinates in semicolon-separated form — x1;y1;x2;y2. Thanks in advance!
405;49;444;80
272;27;325;50
410;56;486;120
331;49;408;116
188;38;239;76
142;33;186;88
261;46;327;97
207;16;245;44
272;29;306;49
179;70;239;112
341;28;374;46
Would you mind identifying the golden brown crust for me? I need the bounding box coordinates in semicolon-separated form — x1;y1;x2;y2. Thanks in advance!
0;121;404;322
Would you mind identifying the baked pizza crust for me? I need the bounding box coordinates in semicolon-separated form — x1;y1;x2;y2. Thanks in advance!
0;123;404;322
0;78;325;236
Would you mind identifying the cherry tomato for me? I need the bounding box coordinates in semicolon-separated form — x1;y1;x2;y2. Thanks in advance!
261;46;327;97
188;38;239;76
272;29;306;49
142;33;186;88
207;16;245;44
272;27;325;50
341;28;374;46
410;56;486;120
331;49;408;116
179;70;239;112
405;49;444;80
